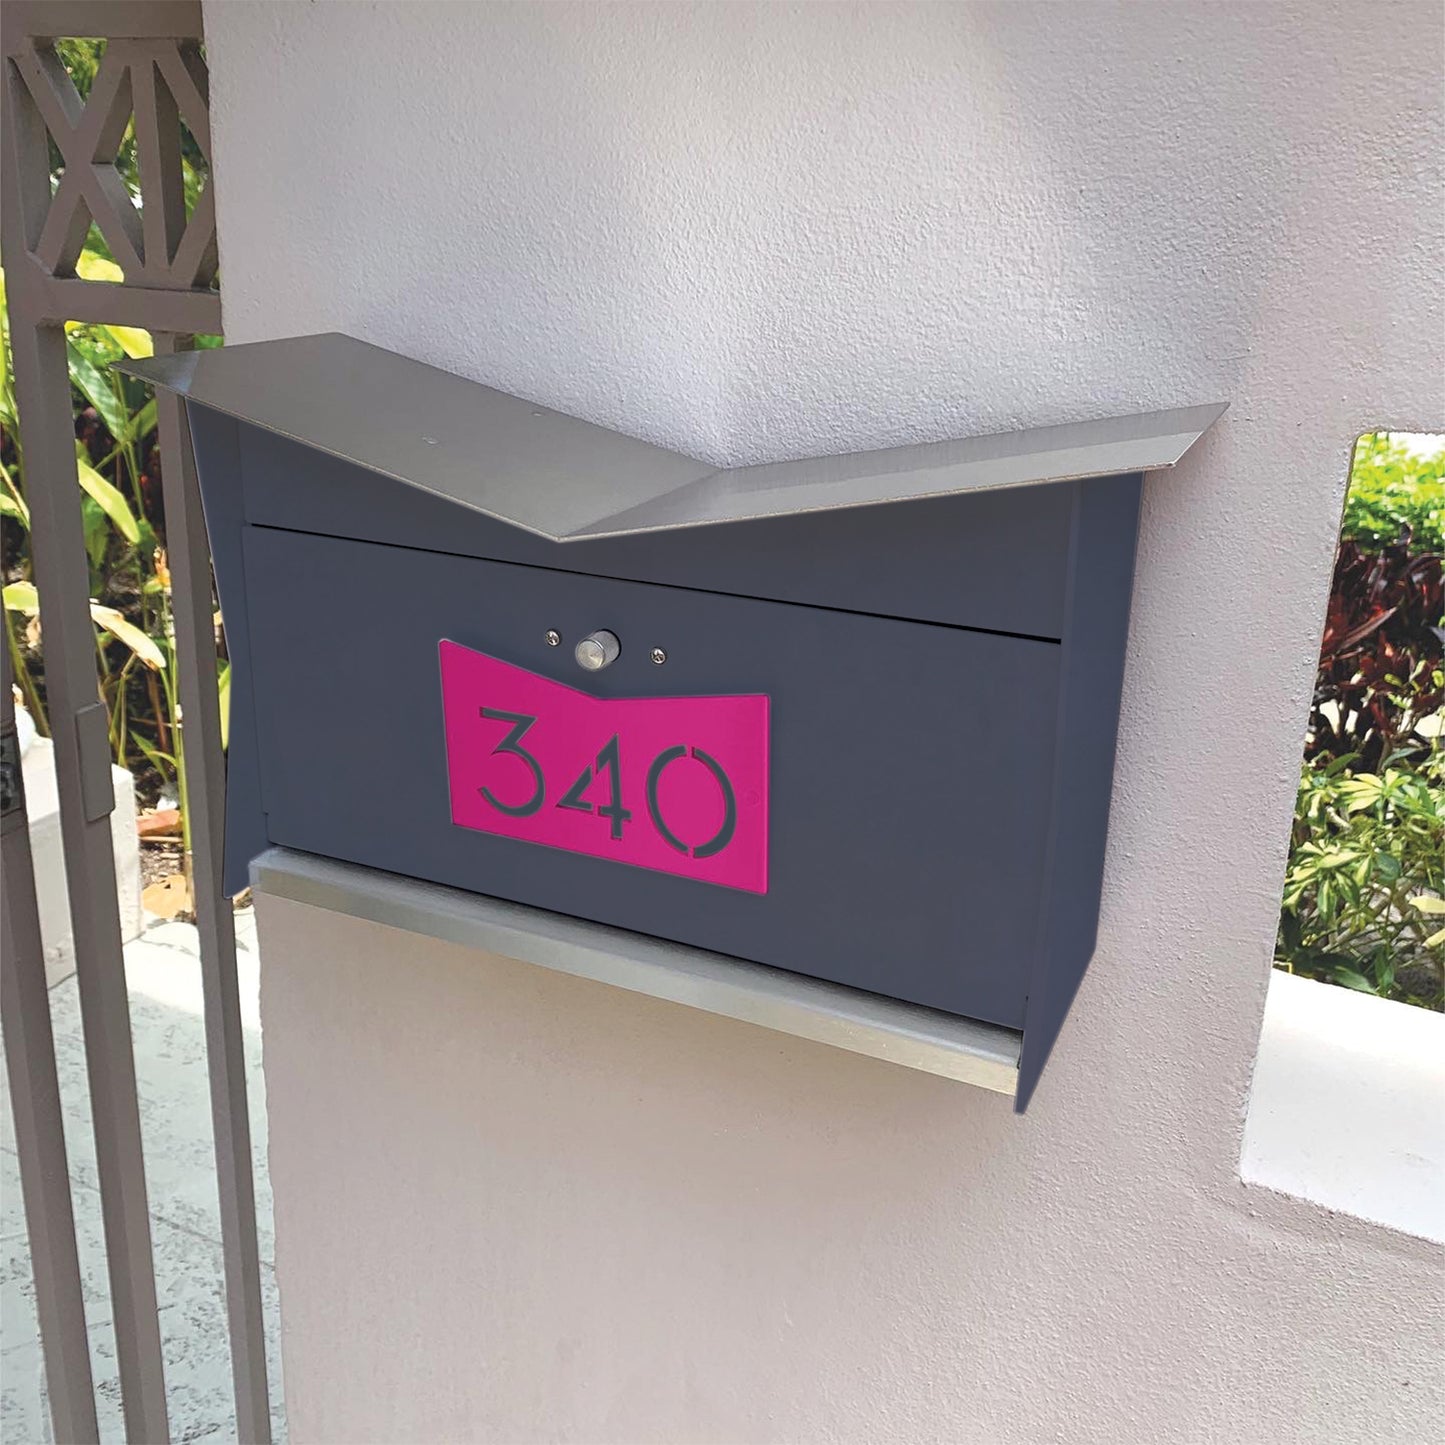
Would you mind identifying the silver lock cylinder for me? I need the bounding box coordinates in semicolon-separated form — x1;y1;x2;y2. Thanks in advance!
575;629;621;672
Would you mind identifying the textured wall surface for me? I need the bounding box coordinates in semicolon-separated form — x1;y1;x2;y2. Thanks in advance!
206;1;1445;1440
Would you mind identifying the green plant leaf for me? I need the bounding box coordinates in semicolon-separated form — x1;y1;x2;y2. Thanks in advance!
67;339;130;439
0;264;9;390
218;660;231;751
0;459;27;528
66;254;152;359
3;580;39;613
1373;853;1402;883
81;494;110;577
133;732;177;777
104;323;152;360
1331;968;1375;993
89;602;165;671
130;396;158;443
74;446;140;543
1408;895;1445;915
1339;775;1386;814
74;249;124;285
2;580;37;615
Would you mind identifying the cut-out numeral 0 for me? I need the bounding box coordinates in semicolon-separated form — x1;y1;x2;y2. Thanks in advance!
646;745;737;858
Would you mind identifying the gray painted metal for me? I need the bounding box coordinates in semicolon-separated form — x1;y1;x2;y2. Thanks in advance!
152;341;273;1443
1016;474;1144;1111
234;422;1076;639
29;270;221;332
119;332;1225;541
2;6;269;1438
186;407;271;900
242;525;1061;1028
1;648;101;1444
252;848;1023;1096
2;53;171;1438
3;1;204;40
75;701;116;820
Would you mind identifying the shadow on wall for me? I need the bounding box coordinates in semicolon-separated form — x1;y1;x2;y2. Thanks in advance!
317;3;1295;466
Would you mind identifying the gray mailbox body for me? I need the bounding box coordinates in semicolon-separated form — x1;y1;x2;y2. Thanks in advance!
125;334;1222;1110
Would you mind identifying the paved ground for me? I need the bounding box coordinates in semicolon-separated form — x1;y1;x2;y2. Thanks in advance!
1;909;287;1442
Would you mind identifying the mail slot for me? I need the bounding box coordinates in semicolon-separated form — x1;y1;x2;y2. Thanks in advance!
123;334;1224;1108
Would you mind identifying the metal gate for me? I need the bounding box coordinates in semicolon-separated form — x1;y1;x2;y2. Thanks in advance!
1;2;272;1439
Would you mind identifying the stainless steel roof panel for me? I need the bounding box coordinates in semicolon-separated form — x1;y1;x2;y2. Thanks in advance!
119;332;1225;541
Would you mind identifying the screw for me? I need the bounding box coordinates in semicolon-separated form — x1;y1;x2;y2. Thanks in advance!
650;647;667;665
544;629;561;647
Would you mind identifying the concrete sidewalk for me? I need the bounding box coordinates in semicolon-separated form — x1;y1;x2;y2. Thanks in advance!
0;909;286;1443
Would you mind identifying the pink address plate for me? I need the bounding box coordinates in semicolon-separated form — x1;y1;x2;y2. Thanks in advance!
440;640;769;893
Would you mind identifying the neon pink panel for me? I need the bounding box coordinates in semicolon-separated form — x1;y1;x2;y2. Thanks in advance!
440;641;769;893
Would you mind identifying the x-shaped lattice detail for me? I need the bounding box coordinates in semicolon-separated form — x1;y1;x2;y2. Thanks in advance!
11;36;216;290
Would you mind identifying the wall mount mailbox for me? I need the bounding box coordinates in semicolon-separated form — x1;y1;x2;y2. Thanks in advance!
121;334;1224;1110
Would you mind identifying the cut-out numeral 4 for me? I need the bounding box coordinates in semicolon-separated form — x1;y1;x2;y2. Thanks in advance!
553;733;633;841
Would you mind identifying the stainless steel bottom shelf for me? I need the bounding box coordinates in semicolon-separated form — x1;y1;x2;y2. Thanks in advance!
251;847;1022;1096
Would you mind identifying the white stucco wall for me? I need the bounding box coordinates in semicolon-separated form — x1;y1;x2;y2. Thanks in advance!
204;2;1444;1441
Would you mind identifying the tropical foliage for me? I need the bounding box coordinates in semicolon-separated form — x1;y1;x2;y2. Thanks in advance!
0;38;222;877
0;256;226;821
1339;432;1445;554
1276;435;1445;1009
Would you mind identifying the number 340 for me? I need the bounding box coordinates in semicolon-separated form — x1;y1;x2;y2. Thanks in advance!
478;707;737;859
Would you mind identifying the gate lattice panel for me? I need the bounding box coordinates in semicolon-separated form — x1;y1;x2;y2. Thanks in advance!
1;3;270;1440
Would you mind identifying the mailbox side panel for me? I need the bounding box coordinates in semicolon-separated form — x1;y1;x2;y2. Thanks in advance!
185;404;267;896
1016;472;1145;1110
240;527;1062;1028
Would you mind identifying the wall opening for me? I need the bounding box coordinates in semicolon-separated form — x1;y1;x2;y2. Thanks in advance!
1241;432;1443;1243
1274;431;1444;1012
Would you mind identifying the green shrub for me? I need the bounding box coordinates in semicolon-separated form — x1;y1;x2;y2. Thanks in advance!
1277;742;1444;1009
1340;433;1445;553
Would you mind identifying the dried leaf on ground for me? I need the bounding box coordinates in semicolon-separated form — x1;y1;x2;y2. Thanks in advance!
142;873;191;919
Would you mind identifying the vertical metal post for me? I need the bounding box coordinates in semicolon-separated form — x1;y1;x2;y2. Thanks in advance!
2;54;171;1445
151;333;273;1441
130;31;272;1434
1;645;101;1444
